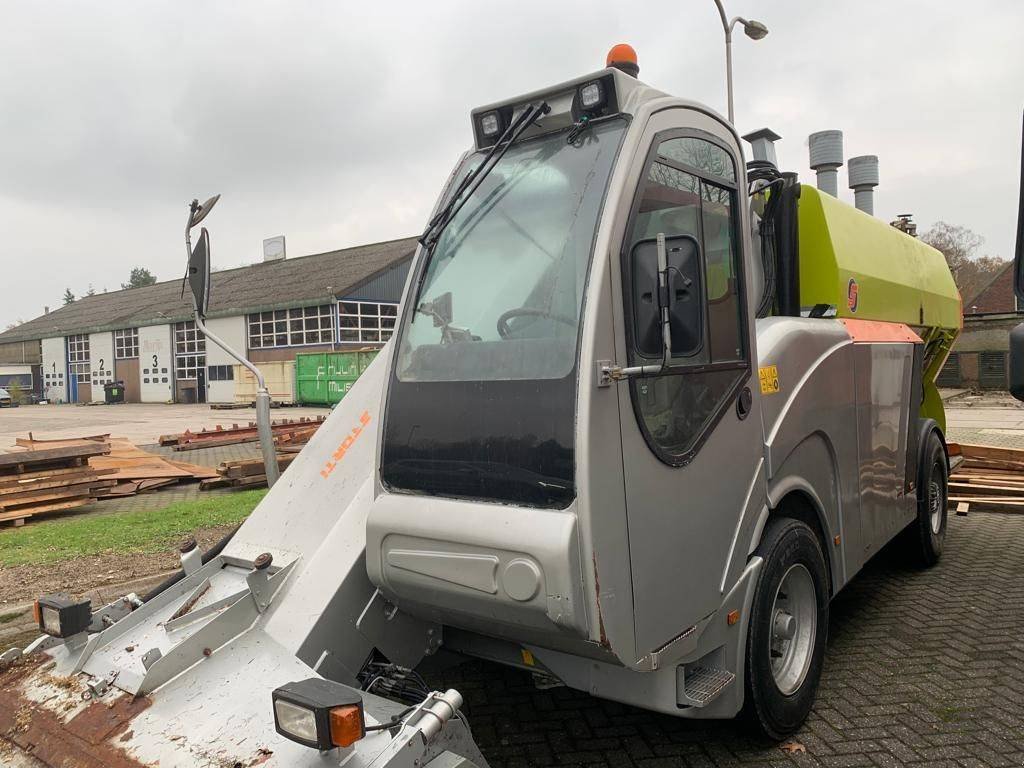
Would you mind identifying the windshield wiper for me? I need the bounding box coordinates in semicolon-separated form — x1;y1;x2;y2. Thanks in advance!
418;101;550;253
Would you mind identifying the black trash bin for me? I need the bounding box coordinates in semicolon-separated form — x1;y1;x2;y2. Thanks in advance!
104;381;126;404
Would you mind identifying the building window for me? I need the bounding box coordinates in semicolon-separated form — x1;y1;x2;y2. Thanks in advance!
208;365;234;381
114;328;139;359
247;304;334;348
338;301;398;344
67;334;90;382
174;320;206;380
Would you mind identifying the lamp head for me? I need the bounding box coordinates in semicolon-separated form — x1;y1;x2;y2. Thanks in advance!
743;19;769;40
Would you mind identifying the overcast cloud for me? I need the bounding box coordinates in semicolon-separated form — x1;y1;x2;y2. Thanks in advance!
1;1;1021;326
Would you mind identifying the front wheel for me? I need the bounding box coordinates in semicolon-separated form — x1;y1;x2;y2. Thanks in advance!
743;517;829;740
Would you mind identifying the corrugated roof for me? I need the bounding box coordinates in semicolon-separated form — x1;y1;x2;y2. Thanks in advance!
0;236;418;344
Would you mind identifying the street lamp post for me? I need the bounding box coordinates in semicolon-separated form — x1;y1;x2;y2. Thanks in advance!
711;0;769;124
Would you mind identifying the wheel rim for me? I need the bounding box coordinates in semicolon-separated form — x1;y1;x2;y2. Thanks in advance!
769;563;817;695
929;459;944;535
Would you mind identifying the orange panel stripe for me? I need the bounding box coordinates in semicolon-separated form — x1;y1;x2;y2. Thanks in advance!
839;318;922;344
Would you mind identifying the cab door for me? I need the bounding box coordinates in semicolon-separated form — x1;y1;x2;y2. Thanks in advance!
612;110;766;655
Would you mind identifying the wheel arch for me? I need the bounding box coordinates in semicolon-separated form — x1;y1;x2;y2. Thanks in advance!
756;431;844;595
760;485;836;597
917;417;948;473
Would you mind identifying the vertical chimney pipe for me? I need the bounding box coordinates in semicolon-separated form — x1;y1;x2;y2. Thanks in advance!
848;155;880;215
808;130;844;197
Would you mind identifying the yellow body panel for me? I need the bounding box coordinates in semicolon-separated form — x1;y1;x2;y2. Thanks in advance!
796;185;961;429
798;185;960;332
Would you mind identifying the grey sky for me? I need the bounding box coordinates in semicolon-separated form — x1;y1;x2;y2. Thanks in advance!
1;0;1021;327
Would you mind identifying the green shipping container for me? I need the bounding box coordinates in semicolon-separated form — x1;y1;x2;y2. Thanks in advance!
295;350;380;406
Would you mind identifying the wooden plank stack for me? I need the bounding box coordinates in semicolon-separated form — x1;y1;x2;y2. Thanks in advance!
947;442;1024;515
159;416;326;451
198;419;324;490
12;435;219;503
200;454;298;491
0;443;116;526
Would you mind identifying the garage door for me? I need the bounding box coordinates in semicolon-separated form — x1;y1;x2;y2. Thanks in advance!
979;351;1007;390
115;358;141;402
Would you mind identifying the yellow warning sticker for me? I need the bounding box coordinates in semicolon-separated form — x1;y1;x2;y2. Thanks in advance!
759;365;780;395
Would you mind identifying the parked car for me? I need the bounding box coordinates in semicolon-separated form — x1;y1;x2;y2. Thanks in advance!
0;387;11;407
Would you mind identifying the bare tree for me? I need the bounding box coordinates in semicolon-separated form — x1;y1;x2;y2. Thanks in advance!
920;222;1007;302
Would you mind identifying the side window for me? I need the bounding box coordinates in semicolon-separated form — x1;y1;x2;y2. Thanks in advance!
624;133;747;464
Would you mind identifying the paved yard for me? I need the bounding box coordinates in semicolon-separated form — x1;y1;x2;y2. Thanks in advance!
421;395;1024;768
429;511;1024;768
0;401;329;450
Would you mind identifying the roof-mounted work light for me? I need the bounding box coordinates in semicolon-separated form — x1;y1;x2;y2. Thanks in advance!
479;110;503;138
579;80;606;110
272;678;366;751
33;594;91;639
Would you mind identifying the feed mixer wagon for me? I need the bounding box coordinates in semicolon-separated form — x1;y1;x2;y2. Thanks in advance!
0;46;962;768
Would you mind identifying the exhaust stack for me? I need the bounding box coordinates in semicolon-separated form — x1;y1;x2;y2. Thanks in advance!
808;130;844;197
742;128;782;166
848;155;880;215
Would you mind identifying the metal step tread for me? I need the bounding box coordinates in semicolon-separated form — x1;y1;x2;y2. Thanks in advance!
682;665;735;706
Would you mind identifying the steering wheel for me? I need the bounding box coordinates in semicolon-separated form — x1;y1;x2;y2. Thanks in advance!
496;307;576;338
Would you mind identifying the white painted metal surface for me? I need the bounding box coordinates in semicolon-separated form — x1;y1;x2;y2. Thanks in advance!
138;324;173;402
40;336;67;402
88;331;115;402
203;315;246;402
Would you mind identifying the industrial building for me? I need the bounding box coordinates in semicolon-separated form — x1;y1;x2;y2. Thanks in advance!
0;237;416;404
938;261;1022;390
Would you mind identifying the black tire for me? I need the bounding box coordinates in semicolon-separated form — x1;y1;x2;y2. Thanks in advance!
743;517;829;740
905;429;948;567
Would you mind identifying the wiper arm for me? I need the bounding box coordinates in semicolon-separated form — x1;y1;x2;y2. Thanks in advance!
418;101;550;253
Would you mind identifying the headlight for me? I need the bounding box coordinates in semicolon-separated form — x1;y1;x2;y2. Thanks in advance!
272;678;365;751
34;594;92;639
274;699;319;744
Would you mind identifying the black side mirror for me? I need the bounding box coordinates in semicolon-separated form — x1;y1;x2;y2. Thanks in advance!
1010;111;1024;400
630;234;704;359
188;227;211;318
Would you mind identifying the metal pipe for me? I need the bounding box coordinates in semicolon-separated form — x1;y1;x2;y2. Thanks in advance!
193;315;280;487
712;0;734;123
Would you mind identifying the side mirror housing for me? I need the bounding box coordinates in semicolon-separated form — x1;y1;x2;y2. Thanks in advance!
630;234;703;359
188;227;211;318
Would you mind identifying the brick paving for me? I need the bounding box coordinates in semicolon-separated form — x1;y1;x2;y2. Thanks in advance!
427;512;1024;767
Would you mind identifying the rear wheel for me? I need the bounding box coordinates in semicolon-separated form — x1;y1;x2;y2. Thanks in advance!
743;517;829;740
904;429;947;566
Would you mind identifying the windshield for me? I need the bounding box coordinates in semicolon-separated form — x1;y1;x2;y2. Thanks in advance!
397;118;626;382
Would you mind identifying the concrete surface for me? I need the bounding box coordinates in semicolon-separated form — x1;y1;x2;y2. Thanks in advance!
0;401;329;450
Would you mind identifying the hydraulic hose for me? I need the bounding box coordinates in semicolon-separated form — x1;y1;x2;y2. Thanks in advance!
140;524;240;603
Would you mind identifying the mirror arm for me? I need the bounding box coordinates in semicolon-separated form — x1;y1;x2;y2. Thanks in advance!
602;234;674;385
191;314;281;488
